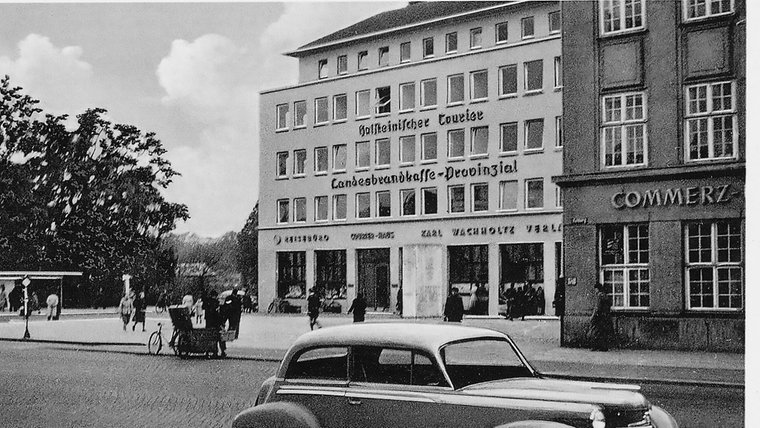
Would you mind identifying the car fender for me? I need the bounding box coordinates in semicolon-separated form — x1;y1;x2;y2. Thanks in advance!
232;402;321;428
494;421;574;428
650;405;679;428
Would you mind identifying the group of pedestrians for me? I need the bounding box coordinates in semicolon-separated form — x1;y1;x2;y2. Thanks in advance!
118;291;147;332
501;283;545;321
0;284;60;320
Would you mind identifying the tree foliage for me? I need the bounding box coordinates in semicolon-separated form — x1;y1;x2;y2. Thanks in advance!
237;201;258;295
163;232;239;299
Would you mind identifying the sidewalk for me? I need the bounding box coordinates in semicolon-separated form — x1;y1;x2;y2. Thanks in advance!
0;308;744;387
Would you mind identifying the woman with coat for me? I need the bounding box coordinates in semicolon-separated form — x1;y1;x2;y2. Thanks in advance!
132;291;146;332
588;282;613;351
347;293;367;323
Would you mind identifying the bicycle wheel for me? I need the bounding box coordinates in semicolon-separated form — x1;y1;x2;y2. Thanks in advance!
147;332;162;355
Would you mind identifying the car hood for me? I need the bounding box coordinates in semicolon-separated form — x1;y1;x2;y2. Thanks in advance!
462;377;649;409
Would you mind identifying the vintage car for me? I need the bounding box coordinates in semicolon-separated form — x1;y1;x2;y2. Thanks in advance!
233;323;678;428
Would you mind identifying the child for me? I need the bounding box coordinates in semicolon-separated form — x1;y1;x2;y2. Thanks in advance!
193;298;204;325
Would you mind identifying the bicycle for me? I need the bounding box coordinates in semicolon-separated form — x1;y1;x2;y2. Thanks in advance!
147;322;178;356
267;298;287;313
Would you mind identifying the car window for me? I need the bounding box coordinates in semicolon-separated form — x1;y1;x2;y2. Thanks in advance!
351;346;446;387
286;347;348;380
412;352;446;387
441;339;533;389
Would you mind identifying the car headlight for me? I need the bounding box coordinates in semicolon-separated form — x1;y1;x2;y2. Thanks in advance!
590;408;606;428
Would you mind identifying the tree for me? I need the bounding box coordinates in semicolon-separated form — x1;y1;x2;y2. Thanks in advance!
166;232;239;299
237;201;259;296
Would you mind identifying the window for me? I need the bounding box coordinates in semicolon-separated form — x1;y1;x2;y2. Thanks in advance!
496;22;508;43
499;180;518;210
318;59;328;79
377;191;391;217
500;244;544;289
423;37;434;58
445;32;458;53
277;199;289;223
277;251;306;299
316;250;347;299
549;11;562;33
400;42;411;63
525;178;544;209
471;183;488;212
333;94;347;121
470;70;488;101
356;141;370;169
421;78;437;107
400;82;415;111
685;220;743;310
449;185;465;213
470;27;482;49
499;65;518;97
524;60;543;92
293;100;307;128
333;144;346;171
333;194;347;220
376;138;390;167
314;147;328;174
356;192;371;218
378;46;389;67
684;0;734;20
500;122;518;153
276;103;289;130
294;197;306;222
600;224;650;308
315;196;328;221
470;126;488;156
277;152;289;178
421;133;437;162
554;185;562;208
555;116;563;148
685;81;736;161
553;56;562;88
358;51;368;70
423;187;438;214
448;74;464;105
375;86;391;115
400;135;415;164
287;346;347;379
525;119;544;151
600;0;645;35
521;16;535;39
448;129;465;159
356;90;371;117
401;189;416;216
315;97;329;124
602;92;647;167
294;149;306;176
449;245;489;289
337;55;348;75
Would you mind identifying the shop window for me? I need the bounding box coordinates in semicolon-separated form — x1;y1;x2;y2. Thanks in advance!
525;118;544;151
421;78;437;107
470;126;489;156
277;151;289;178
333;94;347;121
276;103;289;130
602;92;647;167
549;10;562;34
294;100;307;128
685;220;743;310
356;90;371;118
400;82;415;111
277;199;289;224
401;189;416;216
377;191;391;217
524;60;543;92
499;244;544;314
600;224;650;308
470;70;488;101
448;129;465;159
470;27;482;49
525;178;544;209
318;59;328;79
356;192;371;219
337;55;348;75
423;37;434;58
499;180;518;211
293;149;306;176
376;86;391;115
553;56;562;88
521;16;535;39
277;251;306;298
358;51;368;71
500;122;518;153
356;141;370;169
446;32;458;53
423;187;438;214
499;65;518;97
449;245;489;315
376;138;390;167
400;41;411;63
378;46;389;67
333;194;347;220
471;183;488;212
315;97;329;124
685;81;736;162
400;135;415;165
448;185;465;213
496;22;508;44
600;0;645;35
333;144;346;171
294;198;306;223
447;74;464;105
316;250;347;299
314;147;328;174
684;0;733;20
315;196;328;222
421;133;437;162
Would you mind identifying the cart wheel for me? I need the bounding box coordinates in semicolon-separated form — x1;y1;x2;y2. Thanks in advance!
147;332;162;355
176;334;188;358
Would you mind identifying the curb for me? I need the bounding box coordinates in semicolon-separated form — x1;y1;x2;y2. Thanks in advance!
0;337;143;347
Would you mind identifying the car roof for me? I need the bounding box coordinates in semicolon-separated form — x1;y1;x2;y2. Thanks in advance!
290;322;508;353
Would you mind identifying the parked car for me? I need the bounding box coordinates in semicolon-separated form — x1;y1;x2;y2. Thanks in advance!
233;323;678;428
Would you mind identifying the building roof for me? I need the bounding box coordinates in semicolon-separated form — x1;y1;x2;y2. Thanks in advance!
286;1;515;57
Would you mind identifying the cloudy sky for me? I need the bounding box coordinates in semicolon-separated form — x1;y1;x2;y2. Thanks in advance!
0;1;403;237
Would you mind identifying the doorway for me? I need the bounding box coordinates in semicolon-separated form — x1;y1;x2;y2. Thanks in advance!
357;248;390;310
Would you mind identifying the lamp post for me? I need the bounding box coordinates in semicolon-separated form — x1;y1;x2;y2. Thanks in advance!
22;275;31;340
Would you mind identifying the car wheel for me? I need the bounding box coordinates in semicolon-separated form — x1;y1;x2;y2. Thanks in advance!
232;402;320;428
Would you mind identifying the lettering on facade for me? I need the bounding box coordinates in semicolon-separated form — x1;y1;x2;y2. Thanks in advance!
527;223;563;233
350;232;394;240
452;226;515;236
611;185;736;209
359;118;431;137
274;234;330;245
421;229;443;238
438;109;484;126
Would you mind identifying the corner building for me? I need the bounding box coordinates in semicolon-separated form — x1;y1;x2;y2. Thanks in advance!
557;0;745;351
259;1;563;318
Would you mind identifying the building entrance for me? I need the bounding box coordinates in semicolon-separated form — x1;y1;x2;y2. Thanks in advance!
357;248;390;310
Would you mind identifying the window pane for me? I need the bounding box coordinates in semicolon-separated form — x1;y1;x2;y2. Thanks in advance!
500;181;517;210
448;75;464;104
277;200;289;223
333;145;346;170
334;95;347;121
315;147;328;173
401;189;415;216
358;51;368;70
471;70;488;100
423;188;438;214
522;16;534;38
446;32;458;52
277;152;288;177
288;347;347;380
376;139;390;166
318;59;327;79
334;194;346;220
549;11;562;33
687;223;712;263
337;55;347;74
423;38;434;57
500;122;518;152
554;56;562;87
315;98;328;123
377;191;391;217
470;27;482;48
500;65;517;96
600;225;624;265
400;83;415;110
356;90;370;117
525;119;544;150
315;196;328;221
294;101;307;127
357;193;370;218
627;224;649;264
526;179;543;208
716;221;741;263
376;86;391;114
422;79;437;107
472;183;488;212
277;104;289;129
689;267;714;308
400;42;411;62
496;22;508;43
448;129;464;158
378;46;389;66
471;126;488;155
525;60;543;91
294;150;306;175
400;136;415;163
294;198;306;222
449;186;465;213
422;133;437;161
356;141;370;168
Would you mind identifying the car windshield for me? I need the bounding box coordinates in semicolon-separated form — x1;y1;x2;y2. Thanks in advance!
440;338;534;389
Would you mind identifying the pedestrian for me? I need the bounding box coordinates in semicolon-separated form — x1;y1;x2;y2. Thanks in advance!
46;292;59;321
396;286;403;317
0;284;7;312
31;291;40;314
193;297;204;325
225;287;243;339
182;294;194;312
203;290;226;358
443;287;464;322
307;288;322;330
588;282;613;351
118;294;133;332
242;293;253;313
132;291;146;332
347;293;367;323
9;285;21;312
504;284;516;320
473;283;489;315
536;284;545;316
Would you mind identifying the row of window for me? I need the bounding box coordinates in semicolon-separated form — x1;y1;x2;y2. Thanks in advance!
276;179;558;224
600;220;742;311
276;119;562;179
276;58;562;131
316;11;561;79
600;0;735;35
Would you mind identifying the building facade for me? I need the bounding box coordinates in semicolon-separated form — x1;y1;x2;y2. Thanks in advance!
557;0;745;351
258;1;564;318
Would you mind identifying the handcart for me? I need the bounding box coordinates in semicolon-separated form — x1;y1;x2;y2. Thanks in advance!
166;305;235;358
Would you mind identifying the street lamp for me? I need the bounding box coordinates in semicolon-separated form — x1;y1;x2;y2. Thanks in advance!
22;275;31;340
